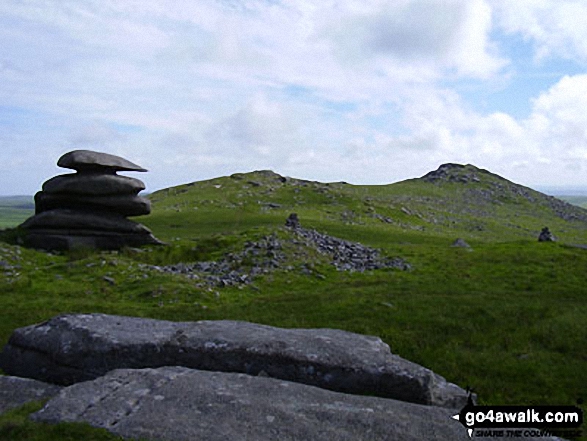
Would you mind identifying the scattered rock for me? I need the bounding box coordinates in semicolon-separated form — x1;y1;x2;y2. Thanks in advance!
102;276;116;285
31;366;474;441
0;313;469;408
153;234;286;287
20;150;163;250
538;227;556;242
0;376;62;415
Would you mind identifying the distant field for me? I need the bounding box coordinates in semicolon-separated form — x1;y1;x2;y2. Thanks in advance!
559;195;587;209
0;196;34;228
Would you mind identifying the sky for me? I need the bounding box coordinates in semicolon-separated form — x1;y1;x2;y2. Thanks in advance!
1;0;587;195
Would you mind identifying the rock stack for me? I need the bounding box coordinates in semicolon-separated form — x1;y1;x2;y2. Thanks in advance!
20;150;163;250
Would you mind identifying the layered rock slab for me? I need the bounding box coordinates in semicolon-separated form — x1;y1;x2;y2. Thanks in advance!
30;367;557;441
0;376;62;414
57;149;147;172
0;313;468;409
34;192;151;217
42;173;146;196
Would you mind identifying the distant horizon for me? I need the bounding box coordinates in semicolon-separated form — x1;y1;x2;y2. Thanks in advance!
3;169;587;198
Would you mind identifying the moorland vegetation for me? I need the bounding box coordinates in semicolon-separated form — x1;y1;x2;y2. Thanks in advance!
0;163;586;440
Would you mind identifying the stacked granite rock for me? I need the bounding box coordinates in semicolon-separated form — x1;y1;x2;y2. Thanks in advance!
20;150;163;250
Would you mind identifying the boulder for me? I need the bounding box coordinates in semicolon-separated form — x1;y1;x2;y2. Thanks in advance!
43;173;146;196
34;192;151;216
451;238;471;248
0;313;469;409
30;367;559;441
0;376;62;414
57;150;147;172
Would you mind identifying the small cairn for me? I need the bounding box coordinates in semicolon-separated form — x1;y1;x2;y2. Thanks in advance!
538;226;556;242
20;150;163;250
285;213;300;229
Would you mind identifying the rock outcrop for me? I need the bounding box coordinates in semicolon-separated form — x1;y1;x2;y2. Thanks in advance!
20;150;162;250
0;313;468;409
30;366;474;441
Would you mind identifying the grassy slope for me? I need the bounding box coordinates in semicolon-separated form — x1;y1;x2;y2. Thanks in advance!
1;165;586;440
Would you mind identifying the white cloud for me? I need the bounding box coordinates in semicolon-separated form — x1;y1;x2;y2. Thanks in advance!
493;0;587;63
316;0;506;80
1;0;587;195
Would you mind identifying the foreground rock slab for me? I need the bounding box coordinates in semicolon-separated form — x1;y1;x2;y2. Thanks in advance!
1;313;468;409
31;367;560;441
0;376;62;414
30;367;464;441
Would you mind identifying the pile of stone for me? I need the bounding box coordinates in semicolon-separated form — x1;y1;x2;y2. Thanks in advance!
20;150;162;250
538;226;556;242
0;314;561;441
152;216;410;287
152;234;286;287
286;213;411;272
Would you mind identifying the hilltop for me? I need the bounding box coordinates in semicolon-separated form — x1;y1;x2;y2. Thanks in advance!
143;163;587;245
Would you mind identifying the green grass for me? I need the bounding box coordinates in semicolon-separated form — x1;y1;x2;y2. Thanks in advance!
0;401;124;441
0;196;34;228
1;167;586;439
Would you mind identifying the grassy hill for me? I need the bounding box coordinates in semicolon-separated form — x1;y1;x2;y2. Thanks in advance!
560;195;587;209
1;163;586;440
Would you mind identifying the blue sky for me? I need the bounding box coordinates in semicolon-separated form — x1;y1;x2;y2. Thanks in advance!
1;0;587;195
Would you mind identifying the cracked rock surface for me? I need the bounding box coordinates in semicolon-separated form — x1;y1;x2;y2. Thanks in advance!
31;367;560;441
0;313;466;409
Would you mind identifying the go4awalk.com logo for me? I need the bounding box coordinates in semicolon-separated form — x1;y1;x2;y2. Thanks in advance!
451;395;583;439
